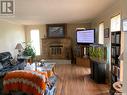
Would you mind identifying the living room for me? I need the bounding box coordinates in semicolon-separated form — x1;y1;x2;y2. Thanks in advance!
0;0;127;95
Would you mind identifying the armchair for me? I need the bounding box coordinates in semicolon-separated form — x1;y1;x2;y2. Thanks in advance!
0;52;26;76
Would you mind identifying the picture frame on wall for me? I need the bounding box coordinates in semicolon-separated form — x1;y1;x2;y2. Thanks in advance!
46;24;66;38
104;28;109;38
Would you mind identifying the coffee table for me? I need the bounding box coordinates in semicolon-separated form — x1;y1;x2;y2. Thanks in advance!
36;62;56;78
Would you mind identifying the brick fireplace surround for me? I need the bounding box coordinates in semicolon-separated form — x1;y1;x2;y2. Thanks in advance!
41;38;72;60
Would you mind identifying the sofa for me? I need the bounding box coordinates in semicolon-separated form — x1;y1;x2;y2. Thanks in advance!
0;52;26;94
2;70;57;95
0;52;26;76
0;52;57;95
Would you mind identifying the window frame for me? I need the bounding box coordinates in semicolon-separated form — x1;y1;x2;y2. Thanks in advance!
110;14;121;32
98;22;104;44
30;29;40;56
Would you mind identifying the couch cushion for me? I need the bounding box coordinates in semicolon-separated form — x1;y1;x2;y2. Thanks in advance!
0;52;13;68
2;60;11;68
0;52;12;63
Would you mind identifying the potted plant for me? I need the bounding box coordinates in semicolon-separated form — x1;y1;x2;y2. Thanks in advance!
23;42;36;61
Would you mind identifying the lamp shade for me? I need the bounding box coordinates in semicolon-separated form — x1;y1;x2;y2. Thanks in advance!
15;43;23;50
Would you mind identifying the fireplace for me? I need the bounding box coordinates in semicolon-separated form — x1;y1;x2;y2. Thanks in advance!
41;38;71;59
50;45;63;55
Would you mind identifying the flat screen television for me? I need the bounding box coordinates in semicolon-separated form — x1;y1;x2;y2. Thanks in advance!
76;29;95;44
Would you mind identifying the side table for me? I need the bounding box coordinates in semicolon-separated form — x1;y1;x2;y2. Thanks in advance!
17;56;31;64
36;62;56;77
113;81;122;94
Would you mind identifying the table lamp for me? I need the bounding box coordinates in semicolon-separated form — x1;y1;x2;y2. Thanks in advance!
15;43;23;56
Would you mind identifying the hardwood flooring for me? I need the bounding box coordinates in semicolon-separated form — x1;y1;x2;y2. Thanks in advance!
55;64;109;95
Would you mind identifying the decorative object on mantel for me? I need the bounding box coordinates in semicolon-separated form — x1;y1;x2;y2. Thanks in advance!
46;24;67;38
76;28;85;30
15;43;23;56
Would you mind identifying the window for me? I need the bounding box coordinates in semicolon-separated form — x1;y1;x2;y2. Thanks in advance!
111;14;121;32
99;23;104;44
30;29;40;55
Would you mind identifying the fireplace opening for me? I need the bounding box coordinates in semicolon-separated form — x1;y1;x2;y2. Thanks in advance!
50;45;63;55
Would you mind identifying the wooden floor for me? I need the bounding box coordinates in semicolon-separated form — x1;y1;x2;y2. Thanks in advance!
55;64;110;95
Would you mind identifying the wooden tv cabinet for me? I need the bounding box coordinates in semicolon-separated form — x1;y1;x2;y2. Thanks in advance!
76;57;90;67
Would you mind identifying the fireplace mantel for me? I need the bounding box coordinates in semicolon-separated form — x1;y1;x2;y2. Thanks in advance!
41;38;72;59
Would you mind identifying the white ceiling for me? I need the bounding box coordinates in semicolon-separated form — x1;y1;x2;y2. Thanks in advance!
0;0;117;25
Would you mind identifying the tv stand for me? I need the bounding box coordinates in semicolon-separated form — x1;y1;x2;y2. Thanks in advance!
75;45;89;57
74;44;90;67
76;56;90;67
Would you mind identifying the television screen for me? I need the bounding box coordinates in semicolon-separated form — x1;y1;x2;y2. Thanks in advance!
76;29;95;44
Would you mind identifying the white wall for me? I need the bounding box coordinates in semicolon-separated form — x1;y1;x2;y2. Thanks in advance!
121;0;127;94
0;20;25;57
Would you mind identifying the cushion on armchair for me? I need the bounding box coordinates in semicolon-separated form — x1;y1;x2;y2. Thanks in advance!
0;52;26;76
0;52;13;68
0;52;12;62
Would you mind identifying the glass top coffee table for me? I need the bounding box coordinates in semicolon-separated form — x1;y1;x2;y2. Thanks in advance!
36;62;56;77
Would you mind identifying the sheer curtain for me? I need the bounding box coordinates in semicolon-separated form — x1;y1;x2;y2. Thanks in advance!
30;29;40;55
